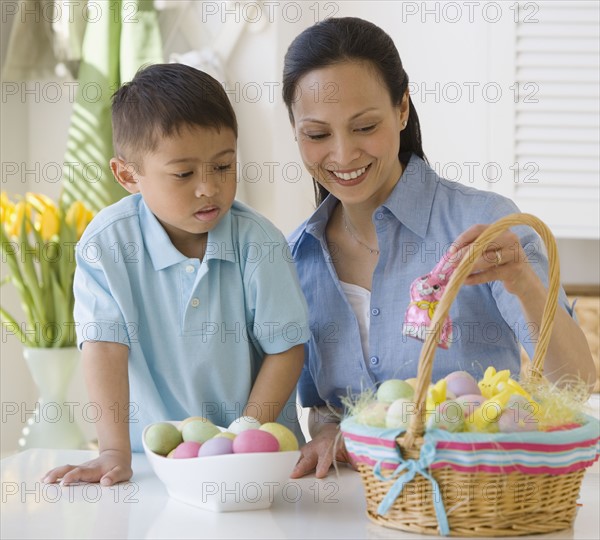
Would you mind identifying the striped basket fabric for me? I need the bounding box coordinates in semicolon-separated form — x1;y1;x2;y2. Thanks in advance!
342;417;600;476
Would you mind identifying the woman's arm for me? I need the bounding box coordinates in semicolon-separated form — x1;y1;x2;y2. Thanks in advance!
454;224;595;390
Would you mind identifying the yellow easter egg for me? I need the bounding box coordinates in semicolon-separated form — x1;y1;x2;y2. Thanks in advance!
259;423;299;451
213;431;236;440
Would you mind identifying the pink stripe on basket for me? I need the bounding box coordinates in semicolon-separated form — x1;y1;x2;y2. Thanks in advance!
342;431;397;448
347;452;398;470
437;438;599;453
431;457;599;475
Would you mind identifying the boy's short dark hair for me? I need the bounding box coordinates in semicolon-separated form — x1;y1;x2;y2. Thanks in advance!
111;63;238;164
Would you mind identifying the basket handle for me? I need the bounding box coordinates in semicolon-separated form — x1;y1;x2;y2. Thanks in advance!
403;213;560;447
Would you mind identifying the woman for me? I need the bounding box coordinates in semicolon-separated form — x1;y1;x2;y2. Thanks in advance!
283;17;595;478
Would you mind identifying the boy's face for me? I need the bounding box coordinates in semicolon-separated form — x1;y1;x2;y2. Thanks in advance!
113;125;237;257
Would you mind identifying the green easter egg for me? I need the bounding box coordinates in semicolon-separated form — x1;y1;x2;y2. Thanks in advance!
145;423;182;456
182;419;220;443
377;379;415;403
259;423;299;451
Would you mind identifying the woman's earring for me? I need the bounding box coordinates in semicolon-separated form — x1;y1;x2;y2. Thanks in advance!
403;120;407;128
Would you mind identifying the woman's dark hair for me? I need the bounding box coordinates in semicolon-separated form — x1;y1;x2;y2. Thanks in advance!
112;63;237;167
282;17;427;206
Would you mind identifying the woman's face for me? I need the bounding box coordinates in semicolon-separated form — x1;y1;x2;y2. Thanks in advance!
291;60;409;208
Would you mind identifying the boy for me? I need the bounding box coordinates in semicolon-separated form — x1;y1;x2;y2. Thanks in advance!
43;64;309;486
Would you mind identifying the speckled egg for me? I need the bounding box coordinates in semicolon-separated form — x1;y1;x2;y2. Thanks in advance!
228;416;262;435
182;419;220;444
172;441;202;459
376;379;415;403
198;436;234;457
445;371;480;397
385;398;415;429
232;429;279;453
145;423;183;456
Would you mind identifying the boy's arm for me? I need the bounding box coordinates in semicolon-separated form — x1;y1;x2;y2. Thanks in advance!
244;344;304;423
43;341;132;486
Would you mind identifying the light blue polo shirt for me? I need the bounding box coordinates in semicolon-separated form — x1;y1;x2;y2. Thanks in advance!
288;154;575;409
74;194;309;451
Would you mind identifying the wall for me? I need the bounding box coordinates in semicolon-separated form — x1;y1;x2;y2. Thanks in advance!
1;0;598;455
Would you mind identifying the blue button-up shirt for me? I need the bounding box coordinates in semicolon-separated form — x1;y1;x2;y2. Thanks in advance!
288;154;573;408
74;194;309;450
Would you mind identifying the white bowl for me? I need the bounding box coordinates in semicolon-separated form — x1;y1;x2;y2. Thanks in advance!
142;421;301;512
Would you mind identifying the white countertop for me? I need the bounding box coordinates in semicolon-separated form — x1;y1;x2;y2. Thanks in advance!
1;449;598;540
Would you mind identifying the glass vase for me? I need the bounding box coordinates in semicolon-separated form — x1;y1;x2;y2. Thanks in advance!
19;347;85;450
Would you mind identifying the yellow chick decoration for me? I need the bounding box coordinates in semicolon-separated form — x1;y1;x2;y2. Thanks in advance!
478;366;511;399
426;379;447;415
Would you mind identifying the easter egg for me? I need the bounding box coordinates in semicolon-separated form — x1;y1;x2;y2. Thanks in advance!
166;449;176;459
259;423;299;451
377;379;415;403
445;371;480;397
498;407;538;433
426;400;464;432
172;441;202;459
198;437;234;457
179;416;210;431
213;431;236;440
356;402;389;427
456;394;486;417
182;418;220;443
228;416;262;435
145;422;182;455
385;398;415;429
405;378;418;391
505;394;530;412
232;429;280;453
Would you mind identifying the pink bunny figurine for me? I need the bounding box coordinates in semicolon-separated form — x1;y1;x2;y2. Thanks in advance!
402;253;457;349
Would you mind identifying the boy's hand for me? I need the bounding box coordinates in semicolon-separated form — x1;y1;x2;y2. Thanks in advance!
42;449;132;486
290;424;353;479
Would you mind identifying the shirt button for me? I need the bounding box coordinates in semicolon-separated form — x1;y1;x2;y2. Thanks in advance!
375;212;384;220
191;298;200;307
185;265;195;273
370;356;379;366
371;308;380;316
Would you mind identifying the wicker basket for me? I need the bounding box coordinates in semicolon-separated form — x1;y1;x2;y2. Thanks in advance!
341;213;600;537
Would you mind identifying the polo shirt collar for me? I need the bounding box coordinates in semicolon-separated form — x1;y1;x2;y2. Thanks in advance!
383;154;437;239
140;198;238;270
140;199;187;271
299;154;437;246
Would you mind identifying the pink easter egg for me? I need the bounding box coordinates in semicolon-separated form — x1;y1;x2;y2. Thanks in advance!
172;441;202;459
456;394;486;417
445;371;480;397
198;437;234;457
232;429;280;453
498;407;538;433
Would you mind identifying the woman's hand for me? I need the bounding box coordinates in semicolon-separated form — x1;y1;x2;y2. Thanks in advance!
42;449;132;486
290;423;353;479
450;224;538;297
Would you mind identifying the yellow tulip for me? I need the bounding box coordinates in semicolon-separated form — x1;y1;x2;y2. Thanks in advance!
1;192;15;226
38;204;60;240
25;192;56;215
6;200;32;238
66;201;94;238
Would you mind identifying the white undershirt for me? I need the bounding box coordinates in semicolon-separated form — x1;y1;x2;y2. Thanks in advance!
340;280;371;362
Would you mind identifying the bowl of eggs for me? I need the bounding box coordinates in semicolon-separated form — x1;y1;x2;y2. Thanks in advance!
142;415;301;512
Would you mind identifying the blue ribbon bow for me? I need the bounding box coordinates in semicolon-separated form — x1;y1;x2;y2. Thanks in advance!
373;440;450;536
